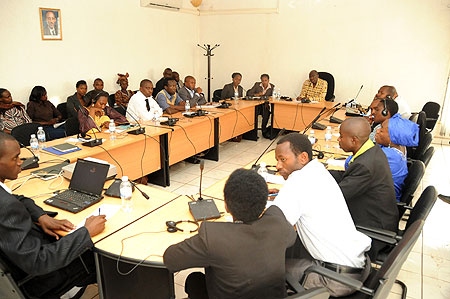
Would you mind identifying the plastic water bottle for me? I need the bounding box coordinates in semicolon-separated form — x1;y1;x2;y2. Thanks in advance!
234;90;239;99
277;88;281;100
325;126;332;149
30;134;40;159
257;162;268;181
120;176;133;213
308;130;316;145
37;127;46;149
109;120;116;140
185;99;190;112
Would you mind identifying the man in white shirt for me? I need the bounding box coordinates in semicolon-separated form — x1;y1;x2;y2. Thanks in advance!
126;79;163;123
375;85;411;119
268;133;372;297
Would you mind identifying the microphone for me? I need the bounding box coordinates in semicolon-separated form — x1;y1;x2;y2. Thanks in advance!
129;180;149;200
329;103;344;124
302;107;327;134
20;143;39;170
251;128;286;171
81;122;103;147
312;149;325;159
198;160;205;200
346;85;363;106
120;103;145;135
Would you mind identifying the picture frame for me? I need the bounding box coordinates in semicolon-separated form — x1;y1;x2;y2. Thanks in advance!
39;8;62;40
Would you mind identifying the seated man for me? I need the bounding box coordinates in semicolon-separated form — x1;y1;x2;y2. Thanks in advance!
268;133;371;297
164;168;296;299
247;73;275;97
172;71;184;92
155;77;186;114
368;97;398;142
126;79;163;123
375;85;411;119
153;67;172;97
329;118;398;260
374;113;419;201
85;78;108;104
178;75;206;107
297;70;327;102
0;132;106;298
221;72;244;99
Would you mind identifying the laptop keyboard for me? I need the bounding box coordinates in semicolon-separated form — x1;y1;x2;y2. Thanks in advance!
56;190;99;206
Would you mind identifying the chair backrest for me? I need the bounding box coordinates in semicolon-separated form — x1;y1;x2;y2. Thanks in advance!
408;113;418;123
419;146;435;167
407;111;428;159
288;287;329;299
10;123;41;146
64;117;80;136
213;89;223;102
318;72;335;102
56;103;68;121
421;102;440;119
367;220;424;299
412;132;432;160
405;186;437;231
108;93;116;108
399;159;425;207
0;251;27;299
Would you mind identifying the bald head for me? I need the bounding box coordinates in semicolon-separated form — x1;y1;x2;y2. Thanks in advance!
375;85;397;100
338;118;371;154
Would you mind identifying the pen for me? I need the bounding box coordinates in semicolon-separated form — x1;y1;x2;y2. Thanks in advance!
98;208;101;215
268;193;278;197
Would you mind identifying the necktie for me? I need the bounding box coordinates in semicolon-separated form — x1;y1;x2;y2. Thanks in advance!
145;98;150;112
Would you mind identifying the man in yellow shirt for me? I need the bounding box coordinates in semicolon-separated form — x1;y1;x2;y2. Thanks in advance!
297;70;328;102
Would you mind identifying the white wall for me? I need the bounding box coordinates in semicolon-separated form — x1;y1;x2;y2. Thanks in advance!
198;0;450;111
0;0;200;105
1;0;450;113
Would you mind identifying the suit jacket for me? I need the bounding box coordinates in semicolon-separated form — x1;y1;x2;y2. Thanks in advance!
178;86;207;106
329;145;398;232
221;83;244;100
43;24;58;36
247;82;275;97
0;187;93;277
164;206;296;299
152;77;165;98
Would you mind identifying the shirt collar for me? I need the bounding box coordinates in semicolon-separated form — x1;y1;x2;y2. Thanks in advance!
0;181;12;194
349;139;374;165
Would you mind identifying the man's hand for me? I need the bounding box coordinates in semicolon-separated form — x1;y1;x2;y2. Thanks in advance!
84;215;107;237
38;214;75;240
195;87;203;94
268;188;280;201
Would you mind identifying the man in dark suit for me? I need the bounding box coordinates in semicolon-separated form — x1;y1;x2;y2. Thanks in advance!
221;72;244;99
43;11;58;36
246;73;275;97
164;168;296;299
0;132;106;298
178;75;207;107
153;67;172;97
329;118;398;259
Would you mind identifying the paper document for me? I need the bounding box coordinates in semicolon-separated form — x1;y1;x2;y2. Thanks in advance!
326;158;346;168
265;173;285;185
70;204;121;233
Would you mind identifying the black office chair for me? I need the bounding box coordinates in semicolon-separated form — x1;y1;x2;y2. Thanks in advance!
421;101;440;131
213;89;223;102
408;113;418;123
10;123;41;147
56;103;68;121
418;146;435;168
303;220;424;299
407;111;428;159
318;72;335;102
397;160;425;218
64;117;80;136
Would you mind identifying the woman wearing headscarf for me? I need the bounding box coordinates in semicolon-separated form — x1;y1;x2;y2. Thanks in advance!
0;88;31;133
374;113;419;201
114;73;134;109
27;86;65;140
78;91;127;135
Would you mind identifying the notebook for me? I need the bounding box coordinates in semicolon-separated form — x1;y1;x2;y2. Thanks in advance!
44;159;109;213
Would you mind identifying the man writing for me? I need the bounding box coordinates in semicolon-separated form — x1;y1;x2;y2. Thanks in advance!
330;118;398;259
164;169;296;299
268;133;371;297
297;70;327;102
155;77;186;114
178;76;206;107
0;132;106;298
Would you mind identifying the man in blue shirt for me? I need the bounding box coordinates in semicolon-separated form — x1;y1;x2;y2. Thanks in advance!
155;77;186;114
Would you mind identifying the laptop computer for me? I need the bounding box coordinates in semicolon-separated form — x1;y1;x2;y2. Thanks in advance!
44;159;109;213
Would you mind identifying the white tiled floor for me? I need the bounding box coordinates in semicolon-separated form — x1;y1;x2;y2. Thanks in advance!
82;134;450;299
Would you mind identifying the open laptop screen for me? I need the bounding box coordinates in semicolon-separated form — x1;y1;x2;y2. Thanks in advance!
69;159;109;196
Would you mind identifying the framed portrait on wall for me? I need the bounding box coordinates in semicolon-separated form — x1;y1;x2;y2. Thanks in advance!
39;8;62;40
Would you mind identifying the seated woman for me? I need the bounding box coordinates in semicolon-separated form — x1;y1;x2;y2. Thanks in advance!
247;73;275;97
27;86;65;140
221;72;244;99
114;73;134;114
374;113;419;201
0;88;31;133
78;91;127;135
67;80;88;119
